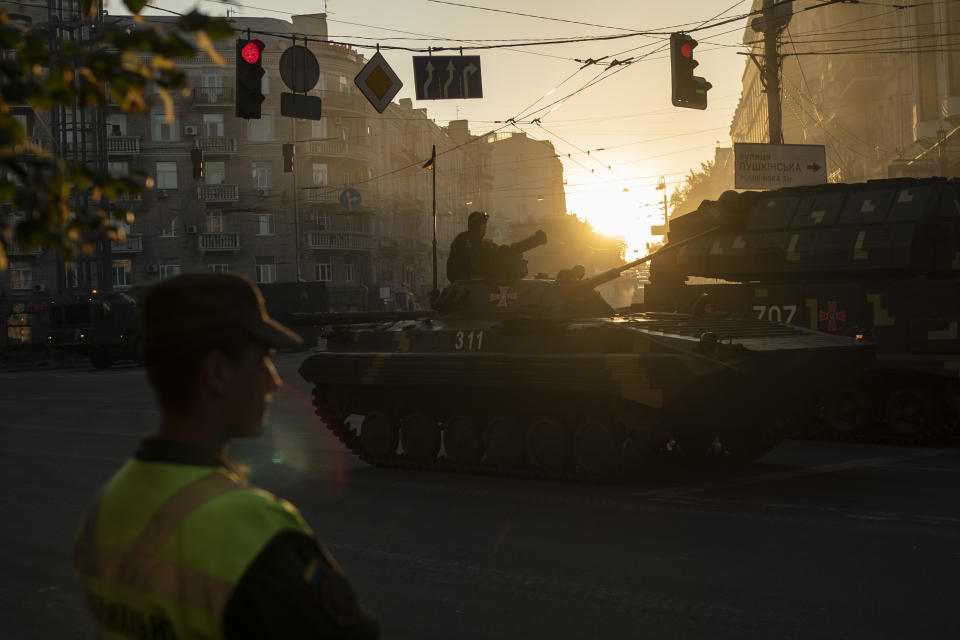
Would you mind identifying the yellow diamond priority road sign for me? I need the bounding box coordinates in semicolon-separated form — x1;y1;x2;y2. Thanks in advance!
355;52;402;114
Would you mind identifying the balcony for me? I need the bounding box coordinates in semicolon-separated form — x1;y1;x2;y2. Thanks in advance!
117;191;142;202
306;231;374;251
305;188;339;203
312;89;367;113
199;232;241;252
7;242;42;256
192;86;234;106
197;136;237;154
197;184;239;202
305;140;370;161
107;136;140;155
111;233;143;253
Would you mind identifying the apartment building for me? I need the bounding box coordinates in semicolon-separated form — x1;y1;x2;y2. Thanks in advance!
730;1;960;181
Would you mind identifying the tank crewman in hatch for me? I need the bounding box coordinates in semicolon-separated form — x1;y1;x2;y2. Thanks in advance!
447;210;495;282
73;272;379;640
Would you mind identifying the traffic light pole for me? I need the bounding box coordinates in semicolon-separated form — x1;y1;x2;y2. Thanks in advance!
762;0;783;144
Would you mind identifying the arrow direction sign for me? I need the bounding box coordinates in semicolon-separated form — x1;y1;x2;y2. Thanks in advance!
413;56;483;100
734;143;827;189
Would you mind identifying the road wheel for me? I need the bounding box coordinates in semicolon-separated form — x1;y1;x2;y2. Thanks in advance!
484;417;524;468
886;388;942;436
314;388;350;426
400;412;441;461
573;420;622;477
818;388;869;434
443;415;483;464
525;417;569;473
360;411;399;459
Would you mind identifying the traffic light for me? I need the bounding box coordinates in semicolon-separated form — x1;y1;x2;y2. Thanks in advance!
670;32;712;110
282;143;295;172
190;148;204;179
236;38;265;119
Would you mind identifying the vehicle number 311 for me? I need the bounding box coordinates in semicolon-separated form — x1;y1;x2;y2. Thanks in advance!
454;330;484;350
752;304;797;324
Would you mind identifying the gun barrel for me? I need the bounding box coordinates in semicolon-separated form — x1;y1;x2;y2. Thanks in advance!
290;310;436;325
577;226;721;290
504;229;547;255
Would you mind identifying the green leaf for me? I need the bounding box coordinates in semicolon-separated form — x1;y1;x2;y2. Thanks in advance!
124;0;148;14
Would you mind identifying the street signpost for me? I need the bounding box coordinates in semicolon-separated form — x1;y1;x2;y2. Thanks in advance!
340;188;362;211
355;52;403;113
278;44;323;120
412;56;483;100
734;143;827;189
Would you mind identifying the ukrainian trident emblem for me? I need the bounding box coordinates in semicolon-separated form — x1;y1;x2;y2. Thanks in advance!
489;286;517;308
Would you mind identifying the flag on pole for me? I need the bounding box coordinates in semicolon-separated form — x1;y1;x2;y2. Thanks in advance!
422;144;436;170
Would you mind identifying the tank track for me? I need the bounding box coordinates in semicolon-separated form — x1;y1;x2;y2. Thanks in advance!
311;388;786;482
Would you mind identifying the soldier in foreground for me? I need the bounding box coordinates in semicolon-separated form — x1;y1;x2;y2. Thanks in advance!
73;272;379;639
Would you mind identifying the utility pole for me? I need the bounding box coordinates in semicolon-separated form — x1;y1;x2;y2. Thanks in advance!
761;0;784;145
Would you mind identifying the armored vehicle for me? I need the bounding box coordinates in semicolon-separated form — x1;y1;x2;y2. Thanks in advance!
46;292;142;369
641;177;960;443
298;228;872;481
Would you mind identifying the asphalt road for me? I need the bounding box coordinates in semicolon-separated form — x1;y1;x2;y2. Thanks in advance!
1;353;958;639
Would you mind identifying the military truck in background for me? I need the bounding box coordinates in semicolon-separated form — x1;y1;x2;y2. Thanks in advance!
640;177;960;443
45;292;142;369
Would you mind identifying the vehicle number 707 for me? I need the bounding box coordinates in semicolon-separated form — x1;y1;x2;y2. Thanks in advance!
752;304;797;324
453;330;484;350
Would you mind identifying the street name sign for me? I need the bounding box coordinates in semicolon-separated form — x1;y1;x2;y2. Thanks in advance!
355;52;403;113
413;56;483;100
734;143;827;189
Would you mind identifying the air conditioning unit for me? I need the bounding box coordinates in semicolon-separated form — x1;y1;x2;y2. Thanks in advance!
185;224;199;234
146;265;158;273
32;283;46;293
184;125;198;136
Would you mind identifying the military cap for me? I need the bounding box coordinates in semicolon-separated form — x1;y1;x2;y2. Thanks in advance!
467;210;489;228
141;272;302;350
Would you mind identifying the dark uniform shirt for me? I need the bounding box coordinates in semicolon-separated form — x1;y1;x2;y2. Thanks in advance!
135;437;380;640
447;231;498;282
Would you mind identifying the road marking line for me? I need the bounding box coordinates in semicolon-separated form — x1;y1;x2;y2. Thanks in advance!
634;450;954;498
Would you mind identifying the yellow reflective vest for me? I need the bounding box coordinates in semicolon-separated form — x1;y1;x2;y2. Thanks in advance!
74;460;311;640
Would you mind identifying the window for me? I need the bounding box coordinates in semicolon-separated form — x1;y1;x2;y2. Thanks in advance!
64;263;79;288
108;161;128;177
339;75;347;92
205;210;225;233
151;114;179;141
315;263;332;281
343;172;352;186
345;263;356;282
159;264;181;279
208;263;230;273
112;259;132;288
160;215;178;237
341;127;348;142
261;71;270;95
199;72;223;103
312;163;328;186
248;116;274;141
257;214;274;236
9;262;32;289
311;118;327;139
252;162;272;189
202;114;224;137
155;161;178;190
106;114;127;137
315;214;328;231
255;256;276;283
204;161;225;185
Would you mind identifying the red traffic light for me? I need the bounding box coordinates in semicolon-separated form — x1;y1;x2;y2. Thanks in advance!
241;40;264;64
681;42;693;58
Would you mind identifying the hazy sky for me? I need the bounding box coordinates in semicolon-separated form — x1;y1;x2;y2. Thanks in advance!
130;0;758;252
